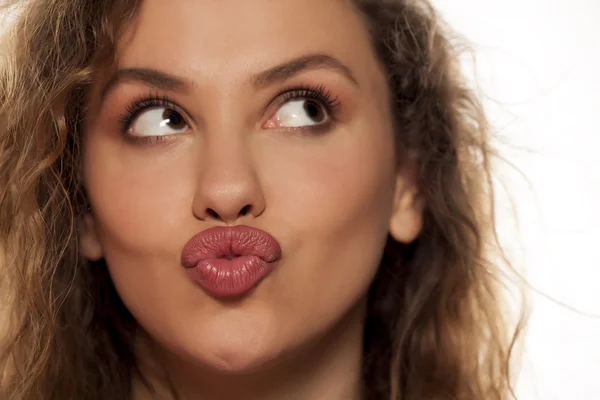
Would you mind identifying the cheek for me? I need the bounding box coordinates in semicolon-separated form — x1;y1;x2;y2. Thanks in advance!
267;123;397;238
82;139;196;255
260;125;397;321
82;137;209;352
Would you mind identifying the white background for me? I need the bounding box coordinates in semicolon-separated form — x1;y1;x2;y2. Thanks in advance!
434;0;600;399
2;1;600;399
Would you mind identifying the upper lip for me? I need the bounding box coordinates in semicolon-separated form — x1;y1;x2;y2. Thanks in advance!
181;225;282;268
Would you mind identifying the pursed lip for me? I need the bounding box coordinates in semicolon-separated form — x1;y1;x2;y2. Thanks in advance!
181;225;282;268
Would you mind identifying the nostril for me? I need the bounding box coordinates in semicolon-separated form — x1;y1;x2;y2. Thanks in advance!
239;205;251;216
206;208;219;220
203;205;252;221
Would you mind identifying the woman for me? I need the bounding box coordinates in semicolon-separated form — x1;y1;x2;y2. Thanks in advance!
0;0;522;399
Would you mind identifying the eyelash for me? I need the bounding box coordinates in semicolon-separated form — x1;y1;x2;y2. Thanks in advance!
117;84;341;135
277;84;341;116
118;94;178;134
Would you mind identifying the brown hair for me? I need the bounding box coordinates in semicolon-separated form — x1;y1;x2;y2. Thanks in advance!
0;0;523;399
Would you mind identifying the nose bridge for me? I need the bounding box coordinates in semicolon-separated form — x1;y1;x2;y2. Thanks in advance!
192;129;265;223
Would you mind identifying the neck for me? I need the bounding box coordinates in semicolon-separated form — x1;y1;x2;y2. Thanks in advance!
133;299;367;400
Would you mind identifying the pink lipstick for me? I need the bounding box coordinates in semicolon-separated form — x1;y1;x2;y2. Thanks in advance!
181;226;282;298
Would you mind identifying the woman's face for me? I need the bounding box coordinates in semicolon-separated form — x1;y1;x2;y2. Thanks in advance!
81;0;422;375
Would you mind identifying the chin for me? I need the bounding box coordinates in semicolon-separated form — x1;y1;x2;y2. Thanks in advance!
166;308;287;375
170;334;287;376
202;345;282;375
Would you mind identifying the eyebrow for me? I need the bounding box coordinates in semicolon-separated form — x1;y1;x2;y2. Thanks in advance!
99;53;359;103
252;53;359;88
100;68;190;102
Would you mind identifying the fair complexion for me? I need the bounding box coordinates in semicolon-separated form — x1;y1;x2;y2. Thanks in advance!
80;0;423;399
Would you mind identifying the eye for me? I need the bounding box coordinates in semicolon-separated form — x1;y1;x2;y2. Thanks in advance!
267;99;329;128
128;107;189;137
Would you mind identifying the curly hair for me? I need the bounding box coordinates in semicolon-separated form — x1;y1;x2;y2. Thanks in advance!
0;0;523;399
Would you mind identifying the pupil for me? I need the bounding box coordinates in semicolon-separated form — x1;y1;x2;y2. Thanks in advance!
163;109;184;129
304;101;323;122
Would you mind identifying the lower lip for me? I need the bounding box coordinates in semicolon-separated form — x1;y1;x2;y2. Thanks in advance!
185;255;274;298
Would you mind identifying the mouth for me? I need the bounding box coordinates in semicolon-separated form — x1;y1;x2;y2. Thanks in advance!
181;225;282;298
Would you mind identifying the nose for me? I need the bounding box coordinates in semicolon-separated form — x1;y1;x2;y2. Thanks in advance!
191;138;266;224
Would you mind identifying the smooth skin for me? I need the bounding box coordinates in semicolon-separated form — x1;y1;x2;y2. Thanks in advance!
80;0;423;399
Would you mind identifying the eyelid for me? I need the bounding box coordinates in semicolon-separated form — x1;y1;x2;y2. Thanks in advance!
272;84;340;111
117;84;341;137
260;85;341;134
118;94;192;134
264;84;341;125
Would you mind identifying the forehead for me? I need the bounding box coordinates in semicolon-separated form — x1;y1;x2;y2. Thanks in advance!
115;0;383;85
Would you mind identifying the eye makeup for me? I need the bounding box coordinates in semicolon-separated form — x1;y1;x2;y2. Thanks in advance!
116;83;343;146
